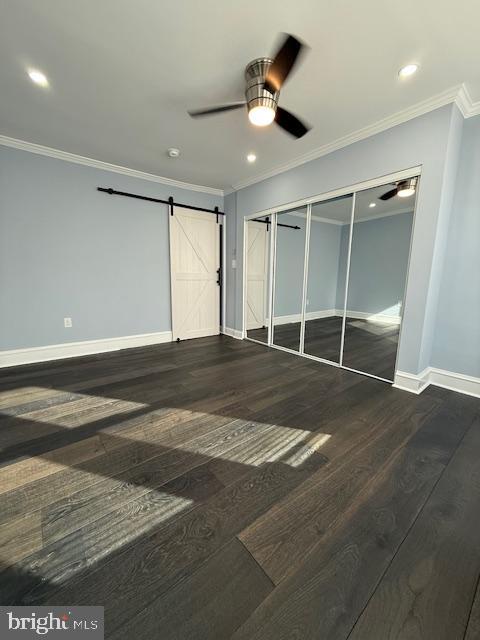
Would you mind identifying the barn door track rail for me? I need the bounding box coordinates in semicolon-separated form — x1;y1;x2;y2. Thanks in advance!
252;216;300;230
97;187;225;221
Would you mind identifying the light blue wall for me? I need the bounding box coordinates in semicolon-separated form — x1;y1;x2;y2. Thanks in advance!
336;212;414;316
432;115;480;376
417;106;464;372
306;219;342;313
274;213;306;317
0;146;223;350
233;104;459;375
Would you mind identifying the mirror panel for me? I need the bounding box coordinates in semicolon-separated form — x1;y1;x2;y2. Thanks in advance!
342;179;417;380
245;217;271;343
272;207;307;352
304;194;353;363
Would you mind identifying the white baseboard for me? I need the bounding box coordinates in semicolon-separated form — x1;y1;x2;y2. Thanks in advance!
394;367;480;398
339;310;401;325
222;327;243;340
270;309;337;326
428;367;480;399
0;331;173;368
393;368;430;394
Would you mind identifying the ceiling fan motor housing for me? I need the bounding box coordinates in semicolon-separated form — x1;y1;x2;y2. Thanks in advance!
245;58;279;115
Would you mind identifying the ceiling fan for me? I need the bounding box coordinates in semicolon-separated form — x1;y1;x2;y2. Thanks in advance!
379;177;418;200
188;34;310;139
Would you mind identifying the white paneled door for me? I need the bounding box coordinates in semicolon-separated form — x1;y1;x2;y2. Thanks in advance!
169;207;220;341
246;221;269;330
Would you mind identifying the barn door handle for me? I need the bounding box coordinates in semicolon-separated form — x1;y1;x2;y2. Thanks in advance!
216;268;222;286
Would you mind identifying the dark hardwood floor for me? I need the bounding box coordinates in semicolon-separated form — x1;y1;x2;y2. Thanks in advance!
248;316;400;379
0;335;479;639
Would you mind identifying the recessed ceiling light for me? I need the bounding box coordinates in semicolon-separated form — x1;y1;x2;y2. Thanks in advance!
369;202;376;208
398;64;419;78
247;153;257;163
27;68;49;87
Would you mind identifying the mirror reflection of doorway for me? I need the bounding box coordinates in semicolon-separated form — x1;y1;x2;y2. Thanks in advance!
246;218;270;344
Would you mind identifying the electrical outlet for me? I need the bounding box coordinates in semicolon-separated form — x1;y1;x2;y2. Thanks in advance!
232;259;237;269
64;317;72;328
306;299;310;306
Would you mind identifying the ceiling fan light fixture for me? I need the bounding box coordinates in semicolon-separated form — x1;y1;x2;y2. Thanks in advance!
397;177;417;198
248;105;276;127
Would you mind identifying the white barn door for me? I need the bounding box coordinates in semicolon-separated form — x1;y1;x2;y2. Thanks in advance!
246;221;269;330
169;207;220;341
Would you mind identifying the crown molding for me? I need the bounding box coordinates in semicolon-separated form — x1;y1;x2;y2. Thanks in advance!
233;84;477;192
0;134;224;197
455;83;480;118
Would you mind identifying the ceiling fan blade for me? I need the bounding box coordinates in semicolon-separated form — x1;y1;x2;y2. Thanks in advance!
264;34;306;94
188;102;246;117
275;106;310;138
379;187;399;201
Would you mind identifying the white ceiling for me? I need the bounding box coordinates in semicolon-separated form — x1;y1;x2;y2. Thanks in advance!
1;0;479;191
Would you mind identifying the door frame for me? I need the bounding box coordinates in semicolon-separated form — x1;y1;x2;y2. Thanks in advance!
242;165;422;383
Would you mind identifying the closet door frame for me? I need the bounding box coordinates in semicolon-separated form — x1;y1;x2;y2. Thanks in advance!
242;165;421;383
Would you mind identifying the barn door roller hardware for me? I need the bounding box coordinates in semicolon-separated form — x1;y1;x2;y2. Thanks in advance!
97;187;225;220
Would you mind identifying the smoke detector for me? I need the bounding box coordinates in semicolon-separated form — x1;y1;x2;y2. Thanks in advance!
167;148;180;158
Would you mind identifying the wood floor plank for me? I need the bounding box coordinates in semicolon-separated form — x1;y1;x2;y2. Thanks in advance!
0;464;224;605
32;450;327;632
231;401;477;640
109;538;274;640
0;436;106;494
239;391;440;584
0;411;234;523
348;418;480;640
0;512;42;566
40;418;277;547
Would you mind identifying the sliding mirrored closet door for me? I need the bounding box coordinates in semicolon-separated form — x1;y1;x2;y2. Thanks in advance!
245;216;271;344
244;172;418;384
304;194;353;363
342;179;417;381
272;206;308;353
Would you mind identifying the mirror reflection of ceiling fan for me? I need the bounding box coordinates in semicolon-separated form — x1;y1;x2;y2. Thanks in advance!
188;34;311;139
379;177;418;200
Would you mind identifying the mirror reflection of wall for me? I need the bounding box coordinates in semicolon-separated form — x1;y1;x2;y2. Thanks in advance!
272;207;307;353
304;194;353;363
245;217;270;344
342;180;417;380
